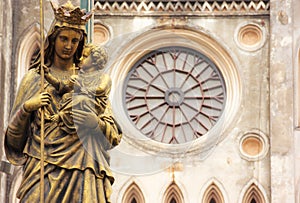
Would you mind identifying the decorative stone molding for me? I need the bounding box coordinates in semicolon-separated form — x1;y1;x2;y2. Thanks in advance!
16;23;41;86
238;130;269;161
199;178;229;203
110;26;241;157
122;182;145;203
93;21;111;45
202;183;224;203
163;182;184;203
234;21;267;52
94;0;269;16
243;184;265;203
297;49;300;128
238;179;268;203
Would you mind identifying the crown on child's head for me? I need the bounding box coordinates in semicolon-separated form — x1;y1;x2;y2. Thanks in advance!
50;1;93;26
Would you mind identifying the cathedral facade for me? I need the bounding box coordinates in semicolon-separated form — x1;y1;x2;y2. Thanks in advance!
0;0;299;202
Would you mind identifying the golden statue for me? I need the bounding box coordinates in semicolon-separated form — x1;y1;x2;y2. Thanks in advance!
4;1;122;202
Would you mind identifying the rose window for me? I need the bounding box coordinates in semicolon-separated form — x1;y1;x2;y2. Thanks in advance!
124;46;226;144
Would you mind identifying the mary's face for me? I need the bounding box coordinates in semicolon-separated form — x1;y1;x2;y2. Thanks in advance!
54;29;82;61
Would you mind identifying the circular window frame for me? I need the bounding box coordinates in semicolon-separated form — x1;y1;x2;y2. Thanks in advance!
93;21;112;46
123;46;227;144
234;22;267;52
238;130;269;161
110;26;241;156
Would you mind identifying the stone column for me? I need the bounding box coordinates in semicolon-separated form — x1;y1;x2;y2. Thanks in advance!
293;0;300;202
0;0;14;202
270;0;295;202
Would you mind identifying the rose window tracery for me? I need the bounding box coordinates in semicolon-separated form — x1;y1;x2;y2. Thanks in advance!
124;46;226;144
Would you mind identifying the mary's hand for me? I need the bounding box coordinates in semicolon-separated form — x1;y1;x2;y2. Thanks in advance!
72;109;104;129
37;65;50;74
23;92;52;112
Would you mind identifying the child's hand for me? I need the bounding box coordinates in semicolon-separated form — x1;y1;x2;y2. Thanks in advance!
70;75;79;84
72;109;101;129
50;114;60;122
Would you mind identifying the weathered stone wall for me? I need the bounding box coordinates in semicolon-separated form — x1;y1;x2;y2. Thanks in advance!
0;0;13;202
270;0;296;202
294;1;300;201
99;14;271;202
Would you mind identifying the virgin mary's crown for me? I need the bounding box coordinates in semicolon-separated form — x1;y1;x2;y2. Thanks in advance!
51;1;92;26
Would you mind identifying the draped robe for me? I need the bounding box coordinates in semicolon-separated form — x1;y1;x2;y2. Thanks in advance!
5;68;122;202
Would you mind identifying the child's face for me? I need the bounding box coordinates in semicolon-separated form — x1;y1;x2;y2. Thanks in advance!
80;48;93;70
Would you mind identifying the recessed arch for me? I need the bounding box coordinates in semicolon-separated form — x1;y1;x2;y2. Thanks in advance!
163;182;184;203
199;178;228;203
239;180;268;203
16;23;41;86
122;182;145;203
10;23;42;202
202;183;225;203
242;184;265;203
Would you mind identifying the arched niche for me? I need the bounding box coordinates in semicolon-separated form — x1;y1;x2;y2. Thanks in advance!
122;182;145;203
202;183;225;203
10;23;43;203
199;178;228;203
16;23;41;86
239;180;268;203
242;184;265;203
163;182;184;203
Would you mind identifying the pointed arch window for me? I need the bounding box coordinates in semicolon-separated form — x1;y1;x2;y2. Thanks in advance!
202;183;224;203
170;197;177;203
210;198;217;203
163;182;184;203
17;23;41;86
122;182;145;203
242;183;266;203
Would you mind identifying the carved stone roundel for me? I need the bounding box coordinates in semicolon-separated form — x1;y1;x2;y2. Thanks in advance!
124;46;226;144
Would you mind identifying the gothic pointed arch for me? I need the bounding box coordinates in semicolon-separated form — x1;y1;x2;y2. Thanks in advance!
199;178;228;203
122;182;145;203
202;183;224;203
16;23;41;86
163;182;184;203
242;183;266;203
239;180;268;203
